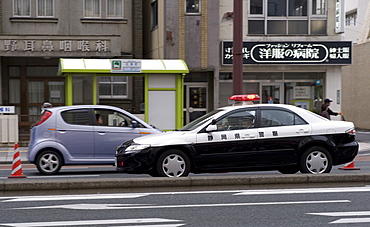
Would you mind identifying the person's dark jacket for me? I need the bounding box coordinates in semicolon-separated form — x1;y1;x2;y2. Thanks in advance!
321;104;338;116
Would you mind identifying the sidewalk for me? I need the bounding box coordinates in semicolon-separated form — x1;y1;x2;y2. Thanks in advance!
0;142;369;165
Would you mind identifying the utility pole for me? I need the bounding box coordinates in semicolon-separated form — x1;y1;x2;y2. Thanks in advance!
233;0;243;95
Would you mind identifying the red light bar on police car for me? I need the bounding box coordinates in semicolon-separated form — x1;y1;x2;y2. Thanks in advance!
228;94;261;105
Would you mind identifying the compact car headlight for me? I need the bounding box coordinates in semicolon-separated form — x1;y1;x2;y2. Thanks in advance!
125;144;151;152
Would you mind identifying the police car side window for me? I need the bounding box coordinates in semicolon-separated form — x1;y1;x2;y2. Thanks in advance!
215;110;256;131
260;109;306;127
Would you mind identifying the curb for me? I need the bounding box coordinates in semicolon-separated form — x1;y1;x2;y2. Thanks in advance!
2;173;370;193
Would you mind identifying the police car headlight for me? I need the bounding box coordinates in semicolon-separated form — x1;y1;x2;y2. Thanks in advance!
125;144;151;153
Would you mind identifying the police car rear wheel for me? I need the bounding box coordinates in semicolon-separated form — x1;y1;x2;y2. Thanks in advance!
300;146;332;174
155;149;190;177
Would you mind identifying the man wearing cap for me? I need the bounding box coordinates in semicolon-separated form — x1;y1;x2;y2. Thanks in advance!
321;98;341;119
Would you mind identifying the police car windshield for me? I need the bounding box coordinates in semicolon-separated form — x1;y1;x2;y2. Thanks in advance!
179;109;223;131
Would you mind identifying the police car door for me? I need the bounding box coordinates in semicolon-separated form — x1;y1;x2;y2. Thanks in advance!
194;109;258;169
257;107;312;166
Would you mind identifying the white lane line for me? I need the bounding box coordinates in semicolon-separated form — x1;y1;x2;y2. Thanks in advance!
14;200;350;210
331;218;370;224
1;218;183;227
308;211;370;216
234;186;370;195
2;193;148;202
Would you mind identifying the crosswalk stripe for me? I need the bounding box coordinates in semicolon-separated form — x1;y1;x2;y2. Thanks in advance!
331;218;370;224
308;211;370;216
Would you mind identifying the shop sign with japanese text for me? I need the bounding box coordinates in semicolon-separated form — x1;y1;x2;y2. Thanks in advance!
222;41;352;65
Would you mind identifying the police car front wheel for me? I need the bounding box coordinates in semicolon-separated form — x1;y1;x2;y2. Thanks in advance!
300;146;333;174
155;149;191;177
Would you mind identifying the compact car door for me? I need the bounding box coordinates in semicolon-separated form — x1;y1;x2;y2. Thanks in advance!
194;109;258;169
56;108;95;159
257;108;312;166
93;108;143;160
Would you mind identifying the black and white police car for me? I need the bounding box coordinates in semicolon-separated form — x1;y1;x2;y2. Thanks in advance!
115;94;358;177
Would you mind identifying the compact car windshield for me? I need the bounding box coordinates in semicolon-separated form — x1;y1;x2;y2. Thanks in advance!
179;109;223;131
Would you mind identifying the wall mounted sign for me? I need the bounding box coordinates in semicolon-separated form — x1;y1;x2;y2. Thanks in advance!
111;59;142;73
222;41;352;65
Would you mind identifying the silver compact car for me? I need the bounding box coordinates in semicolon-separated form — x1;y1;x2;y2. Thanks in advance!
116;95;358;177
28;105;161;174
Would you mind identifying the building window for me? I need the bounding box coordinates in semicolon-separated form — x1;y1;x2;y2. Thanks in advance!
186;0;200;14
99;76;128;99
84;0;101;18
151;1;158;30
13;0;31;17
37;0;54;17
107;0;123;18
346;11;357;26
248;0;327;35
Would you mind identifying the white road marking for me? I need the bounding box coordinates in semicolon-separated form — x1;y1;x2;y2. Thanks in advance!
308;211;370;216
1;218;183;227
234;186;370;195
2;193;148;202
331;218;370;224
14;200;350;210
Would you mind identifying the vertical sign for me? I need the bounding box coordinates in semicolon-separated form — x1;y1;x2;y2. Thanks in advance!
335;0;344;33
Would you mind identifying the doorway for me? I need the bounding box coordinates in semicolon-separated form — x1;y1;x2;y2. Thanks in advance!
184;83;207;125
260;82;283;104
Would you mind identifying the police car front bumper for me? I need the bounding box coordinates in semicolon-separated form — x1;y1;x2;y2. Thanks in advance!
115;147;157;173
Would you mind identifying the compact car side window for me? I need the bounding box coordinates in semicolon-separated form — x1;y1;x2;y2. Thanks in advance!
93;108;145;128
260;109;306;127
215;110;256;131
61;109;90;125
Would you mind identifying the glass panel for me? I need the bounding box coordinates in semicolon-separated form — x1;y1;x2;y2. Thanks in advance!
262;85;280;104
73;76;93;105
244;72;283;80
26;66;58;77
107;0;123;18
312;0;326;15
311;20;326;35
37;0;54;17
216;110;256;131
186;0;200;13
267;20;286;34
288;0;307;16
48;81;64;103
189;87;206;108
113;84;126;95
61;109;90;125
99;84;111;95
84;0;100;18
14;0;31;16
9;79;21;103
9;67;20;77
151;1;158;29
28;81;44;103
268;0;286;16
28;107;40;122
250;0;263;14
288;20;308;34
112;76;127;82
248;20;264;34
99;76;111;82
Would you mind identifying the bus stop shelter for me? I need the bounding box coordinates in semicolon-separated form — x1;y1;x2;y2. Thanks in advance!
58;58;189;130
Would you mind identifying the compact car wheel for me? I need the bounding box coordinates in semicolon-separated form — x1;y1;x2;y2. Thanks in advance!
300;146;332;174
36;150;63;175
155;149;190;177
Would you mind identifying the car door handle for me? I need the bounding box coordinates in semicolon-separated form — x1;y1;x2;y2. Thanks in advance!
98;132;106;135
58;130;66;133
242;134;256;139
296;129;309;134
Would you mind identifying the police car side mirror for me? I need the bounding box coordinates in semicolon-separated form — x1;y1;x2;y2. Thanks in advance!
206;124;217;132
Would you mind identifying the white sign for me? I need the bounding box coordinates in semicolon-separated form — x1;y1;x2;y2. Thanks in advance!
335;0;344;33
111;59;142;73
0;106;15;114
294;86;311;99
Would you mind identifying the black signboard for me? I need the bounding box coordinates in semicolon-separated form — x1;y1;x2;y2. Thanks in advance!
222;41;352;65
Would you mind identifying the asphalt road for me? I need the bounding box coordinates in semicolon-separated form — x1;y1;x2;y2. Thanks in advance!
1;186;370;226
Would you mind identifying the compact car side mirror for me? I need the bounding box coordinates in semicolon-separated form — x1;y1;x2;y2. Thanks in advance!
132;120;138;128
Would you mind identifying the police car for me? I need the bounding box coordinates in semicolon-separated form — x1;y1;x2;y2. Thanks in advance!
115;94;358;177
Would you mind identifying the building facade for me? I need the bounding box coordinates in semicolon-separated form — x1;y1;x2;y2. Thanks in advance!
144;0;349;126
0;0;144;144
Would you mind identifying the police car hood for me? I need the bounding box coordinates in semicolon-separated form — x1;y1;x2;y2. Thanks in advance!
133;130;194;146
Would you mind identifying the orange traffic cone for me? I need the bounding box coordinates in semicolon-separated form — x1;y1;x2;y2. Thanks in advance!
338;161;360;170
8;143;27;179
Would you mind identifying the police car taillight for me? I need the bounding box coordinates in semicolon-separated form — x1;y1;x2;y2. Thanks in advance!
228;94;261;106
346;128;356;135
